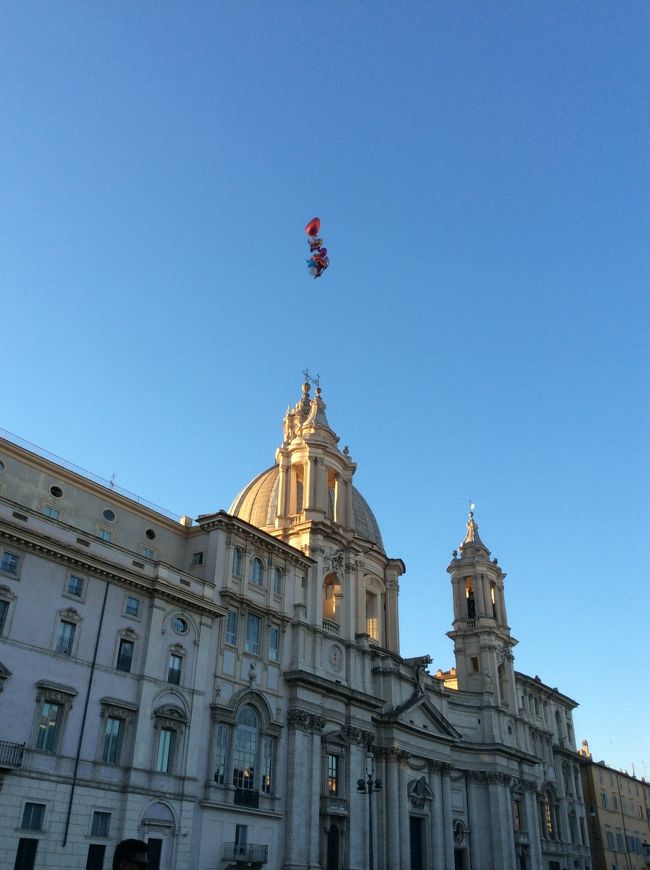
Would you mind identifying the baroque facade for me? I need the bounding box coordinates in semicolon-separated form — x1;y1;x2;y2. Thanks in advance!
0;382;590;870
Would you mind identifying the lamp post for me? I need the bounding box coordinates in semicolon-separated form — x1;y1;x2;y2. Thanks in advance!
357;740;381;870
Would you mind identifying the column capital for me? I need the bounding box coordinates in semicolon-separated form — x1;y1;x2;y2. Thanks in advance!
287;708;326;733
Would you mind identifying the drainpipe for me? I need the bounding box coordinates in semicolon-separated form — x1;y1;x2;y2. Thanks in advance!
62;579;110;847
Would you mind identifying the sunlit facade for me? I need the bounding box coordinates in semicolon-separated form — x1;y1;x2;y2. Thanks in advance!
0;383;590;869
578;741;650;870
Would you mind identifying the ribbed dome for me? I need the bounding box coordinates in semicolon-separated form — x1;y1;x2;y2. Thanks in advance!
229;465;384;552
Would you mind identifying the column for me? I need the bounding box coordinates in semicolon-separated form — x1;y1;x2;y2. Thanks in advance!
466;772;483;870
524;788;543;869
441;764;455;869
347;735;367;870
309;725;324;869
284;714;313;869
333;475;343;524
344;479;354;531
385;750;401;869
488;774;516;869
430;765;445;870
277;461;290;522
398;753;411;868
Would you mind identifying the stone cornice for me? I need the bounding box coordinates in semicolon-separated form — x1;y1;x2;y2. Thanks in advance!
283;669;385;711
196;511;314;568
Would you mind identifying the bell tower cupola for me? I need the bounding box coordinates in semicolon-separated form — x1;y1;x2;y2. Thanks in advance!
275;380;356;531
447;508;518;707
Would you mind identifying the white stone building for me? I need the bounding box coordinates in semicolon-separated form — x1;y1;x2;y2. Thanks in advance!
0;382;590;870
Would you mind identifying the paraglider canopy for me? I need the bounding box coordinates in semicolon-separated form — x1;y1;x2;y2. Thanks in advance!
305;217;321;237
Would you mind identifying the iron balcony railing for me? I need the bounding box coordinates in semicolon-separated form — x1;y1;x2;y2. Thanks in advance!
0;740;25;768
223;843;268;863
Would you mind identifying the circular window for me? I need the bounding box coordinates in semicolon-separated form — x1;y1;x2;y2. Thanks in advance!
102;509;116;522
50;485;64;498
172;617;188;634
145;528;157;540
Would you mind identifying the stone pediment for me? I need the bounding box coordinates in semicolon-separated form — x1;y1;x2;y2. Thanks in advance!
382;694;461;741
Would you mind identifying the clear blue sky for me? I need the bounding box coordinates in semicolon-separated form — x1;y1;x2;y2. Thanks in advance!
1;3;648;776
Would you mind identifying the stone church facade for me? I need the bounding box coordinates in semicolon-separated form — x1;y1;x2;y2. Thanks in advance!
0;382;590;869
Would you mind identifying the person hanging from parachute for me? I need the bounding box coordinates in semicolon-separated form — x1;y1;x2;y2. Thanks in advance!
305;217;329;278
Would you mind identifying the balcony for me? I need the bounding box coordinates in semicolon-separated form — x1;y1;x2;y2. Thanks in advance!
0;740;25;768
223;843;268;864
514;831;530;845
321;794;349;815
234;788;260;808
322;619;339;634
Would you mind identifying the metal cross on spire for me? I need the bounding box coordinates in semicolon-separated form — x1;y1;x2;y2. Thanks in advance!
302;369;320;389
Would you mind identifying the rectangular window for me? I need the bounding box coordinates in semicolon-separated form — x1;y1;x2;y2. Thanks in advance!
601;792;608;809
125;596;140;617
0;599;8;634
98;528;113;542
262;735;274;794
43;504;60;519
21;803;45;830
215;724;230;785
191;551;204;567
273;567;282;595
235;825;248;855
67;575;84;597
268;626;280;662
167;654;182;685
1;550;19;575
56;621;76;655
225;610;238;645
142;547;155;560
616;832;624;851
102;717;123;764
513;798;522;831
366;591;378;640
244;613;261;655
116;639;134;673
36;702;60;751
85;844;106;870
156;728;175;773
14;838;38;870
328;753;339;795
90;811;111;837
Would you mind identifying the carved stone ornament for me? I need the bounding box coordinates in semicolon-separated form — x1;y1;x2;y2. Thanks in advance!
408;775;434;809
287;708;326;733
328;645;343;672
344;725;363;745
453;820;465;844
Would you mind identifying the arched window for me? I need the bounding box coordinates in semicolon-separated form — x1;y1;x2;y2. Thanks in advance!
498;663;508;707
250;558;264;586
232;548;242;577
365;591;378;640
323;574;341;625
464;577;476;619
233;706;259;791
273;567;282;595
490;582;497;618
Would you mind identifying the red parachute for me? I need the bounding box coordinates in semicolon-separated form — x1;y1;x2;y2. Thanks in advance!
305;217;329;278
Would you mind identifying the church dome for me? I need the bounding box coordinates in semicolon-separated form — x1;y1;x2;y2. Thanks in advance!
229;464;385;553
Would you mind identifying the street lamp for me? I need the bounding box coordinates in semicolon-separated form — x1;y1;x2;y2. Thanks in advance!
357;740;382;870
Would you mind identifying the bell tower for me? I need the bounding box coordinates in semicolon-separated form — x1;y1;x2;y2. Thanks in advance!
446;509;517;708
